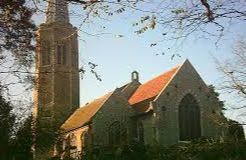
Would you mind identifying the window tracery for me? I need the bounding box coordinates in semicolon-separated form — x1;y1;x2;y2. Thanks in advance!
179;94;201;141
108;121;127;146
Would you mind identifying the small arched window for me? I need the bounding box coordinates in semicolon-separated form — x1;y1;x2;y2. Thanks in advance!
179;94;201;141
108;121;127;146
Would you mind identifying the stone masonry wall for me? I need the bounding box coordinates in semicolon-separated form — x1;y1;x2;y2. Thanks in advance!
154;61;224;145
91;90;134;146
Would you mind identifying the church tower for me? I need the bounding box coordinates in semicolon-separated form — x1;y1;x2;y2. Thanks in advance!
33;0;79;158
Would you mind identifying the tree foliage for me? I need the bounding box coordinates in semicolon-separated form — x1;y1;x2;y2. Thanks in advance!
80;139;246;160
0;86;15;159
0;0;244;66
65;0;246;42
0;1;245;159
0;0;37;100
227;119;245;141
0;0;245;87
11;116;33;160
208;85;225;110
217;38;246;103
207;85;245;138
0;0;36;67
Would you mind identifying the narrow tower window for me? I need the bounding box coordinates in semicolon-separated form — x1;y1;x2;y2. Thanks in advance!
57;45;62;64
62;44;67;65
72;53;78;68
42;42;51;65
72;43;78;68
57;43;67;65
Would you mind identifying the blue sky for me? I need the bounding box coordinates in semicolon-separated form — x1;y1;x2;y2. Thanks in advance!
32;1;246;127
72;9;243;105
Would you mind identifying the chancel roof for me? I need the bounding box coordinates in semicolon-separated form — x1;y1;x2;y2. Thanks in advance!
128;65;180;105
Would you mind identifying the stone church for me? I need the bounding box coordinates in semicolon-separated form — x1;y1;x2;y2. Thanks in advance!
33;0;227;159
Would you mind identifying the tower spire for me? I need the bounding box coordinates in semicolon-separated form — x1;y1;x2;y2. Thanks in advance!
46;0;69;24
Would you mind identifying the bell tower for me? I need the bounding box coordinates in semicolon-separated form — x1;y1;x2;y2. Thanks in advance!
33;0;79;158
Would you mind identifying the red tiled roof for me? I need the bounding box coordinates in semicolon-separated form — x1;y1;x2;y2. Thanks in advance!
61;65;181;131
128;66;180;105
61;92;112;132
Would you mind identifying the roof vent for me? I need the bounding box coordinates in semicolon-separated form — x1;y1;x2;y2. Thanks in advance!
131;71;139;82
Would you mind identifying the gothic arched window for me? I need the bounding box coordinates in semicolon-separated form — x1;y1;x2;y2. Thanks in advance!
179;94;201;141
108;121;127;146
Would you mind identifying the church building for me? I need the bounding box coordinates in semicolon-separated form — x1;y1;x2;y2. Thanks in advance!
60;60;226;159
33;0;228;159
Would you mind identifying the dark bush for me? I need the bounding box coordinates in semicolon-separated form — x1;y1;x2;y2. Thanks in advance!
81;139;246;160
